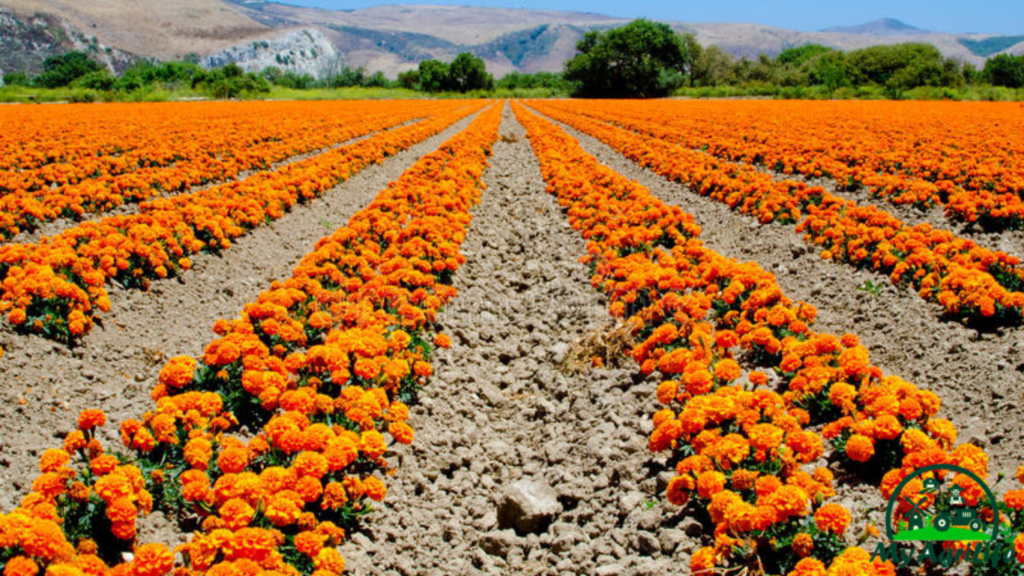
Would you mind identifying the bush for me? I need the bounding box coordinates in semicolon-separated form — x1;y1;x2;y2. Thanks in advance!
564;19;698;97
984;54;1024;88
72;70;116;91
2;72;30;87
446;53;494;92
34;52;103;88
192;64;270;99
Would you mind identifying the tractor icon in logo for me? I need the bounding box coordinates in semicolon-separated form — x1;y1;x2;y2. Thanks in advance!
888;465;997;543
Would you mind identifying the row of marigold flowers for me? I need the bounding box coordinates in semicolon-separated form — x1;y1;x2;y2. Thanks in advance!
0;101;479;343
0;101;447;242
563;100;1024;230
527;100;1024;327
0;101;502;576
514;101;1024;575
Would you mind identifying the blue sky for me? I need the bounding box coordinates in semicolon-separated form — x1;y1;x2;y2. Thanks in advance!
280;0;1023;35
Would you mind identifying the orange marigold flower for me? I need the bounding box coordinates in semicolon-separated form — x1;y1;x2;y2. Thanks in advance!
359;430;387;460
814;503;852;535
388;421;414;445
363;476;387;502
4;556;39;576
845;434;875;463
696;471;727;500
39;449;71;473
792;533;814;558
130;543;174;576
217;448;249;475
873;415;904;441
294;531;325;558
792;557;826;576
78;410;107;431
219;498;256;531
159;357;197;389
1004;490;1024;511
666;475;691;506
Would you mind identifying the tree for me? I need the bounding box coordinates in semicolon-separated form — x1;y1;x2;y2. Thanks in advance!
777;44;833;67
417;59;450;92
563;19;698;97
446;52;494;92
984;54;1024;88
397;69;419;90
34;52;103;88
844;43;963;94
691;45;734;87
2;72;30;87
806;50;849;91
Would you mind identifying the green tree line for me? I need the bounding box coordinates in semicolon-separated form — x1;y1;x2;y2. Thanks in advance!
563;19;1024;98
4;24;1024;101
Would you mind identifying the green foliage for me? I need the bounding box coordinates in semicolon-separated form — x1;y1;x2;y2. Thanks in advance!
958;35;1024;57
691;45;735;87
858;280;884;298
416;59;450;92
984;54;1024;88
807;50;850;91
446;52;494;92
72;70;116;91
564;19;699;97
191;63;270;99
496;71;571;92
414;53;493;93
2;72;30;87
777;44;833;66
843;43;964;95
396;69;419;90
34;52;103;88
115;60;204;92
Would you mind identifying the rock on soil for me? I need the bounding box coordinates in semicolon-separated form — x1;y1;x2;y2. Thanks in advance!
339;103;702;575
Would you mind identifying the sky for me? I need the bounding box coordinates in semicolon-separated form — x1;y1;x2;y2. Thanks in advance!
279;0;1024;35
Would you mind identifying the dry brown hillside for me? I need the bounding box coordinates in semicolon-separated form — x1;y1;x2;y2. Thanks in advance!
0;0;270;60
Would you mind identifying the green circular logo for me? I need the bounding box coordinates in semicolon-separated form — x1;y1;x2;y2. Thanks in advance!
884;464;1000;543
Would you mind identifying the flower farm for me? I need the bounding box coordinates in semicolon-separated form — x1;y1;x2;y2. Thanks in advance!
1;99;1023;576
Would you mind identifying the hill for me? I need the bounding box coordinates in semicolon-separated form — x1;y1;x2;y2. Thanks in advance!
0;0;1017;79
821;18;929;36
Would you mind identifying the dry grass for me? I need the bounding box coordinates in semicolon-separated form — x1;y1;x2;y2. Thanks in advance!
558;321;638;374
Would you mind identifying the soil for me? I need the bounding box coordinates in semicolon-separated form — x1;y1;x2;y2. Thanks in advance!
339;104;702;576
0;110;481;515
540;110;1024;521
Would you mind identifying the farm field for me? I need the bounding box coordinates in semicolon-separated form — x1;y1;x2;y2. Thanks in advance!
1;98;1023;576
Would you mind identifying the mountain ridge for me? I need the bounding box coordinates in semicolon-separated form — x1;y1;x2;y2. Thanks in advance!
0;1;1018;79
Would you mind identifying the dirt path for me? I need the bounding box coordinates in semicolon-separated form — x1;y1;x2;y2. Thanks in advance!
541;113;1024;489
0;111;481;512
340;105;698;576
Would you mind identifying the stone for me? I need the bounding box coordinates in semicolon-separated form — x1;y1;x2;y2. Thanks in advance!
498;479;563;535
659;529;687;554
478;530;518;559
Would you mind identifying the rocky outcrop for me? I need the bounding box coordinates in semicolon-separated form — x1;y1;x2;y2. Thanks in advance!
201;28;343;78
0;7;136;75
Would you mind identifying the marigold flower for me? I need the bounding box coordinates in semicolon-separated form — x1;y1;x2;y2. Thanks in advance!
792;533;814;558
814;503;852;535
845;434;875;463
78;410;107;431
130;543;173;576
